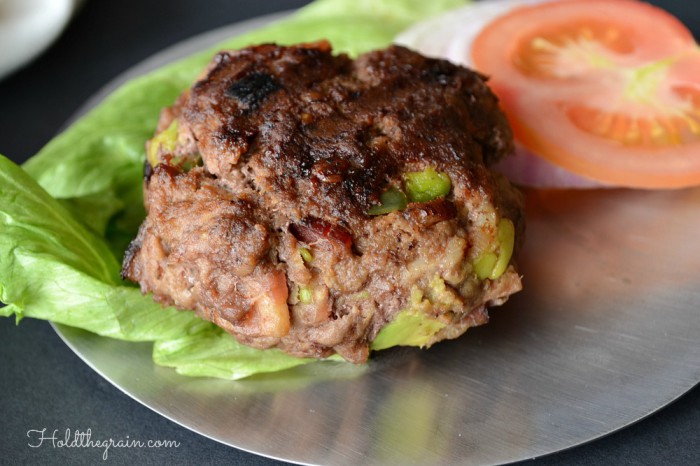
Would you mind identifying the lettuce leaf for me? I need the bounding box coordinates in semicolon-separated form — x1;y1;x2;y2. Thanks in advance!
0;155;206;339
153;326;316;380
0;0;467;379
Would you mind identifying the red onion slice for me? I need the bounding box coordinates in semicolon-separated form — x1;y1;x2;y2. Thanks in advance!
494;145;609;189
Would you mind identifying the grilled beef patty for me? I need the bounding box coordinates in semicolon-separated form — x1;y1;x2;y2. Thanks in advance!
122;42;524;363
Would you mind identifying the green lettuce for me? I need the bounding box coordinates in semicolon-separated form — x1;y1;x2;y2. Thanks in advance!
0;155;204;340
153;326;317;379
0;0;467;379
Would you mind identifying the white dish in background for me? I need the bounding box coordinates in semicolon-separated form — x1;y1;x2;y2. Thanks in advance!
0;0;80;79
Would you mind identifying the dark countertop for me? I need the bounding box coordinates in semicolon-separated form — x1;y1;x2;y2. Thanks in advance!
1;1;699;464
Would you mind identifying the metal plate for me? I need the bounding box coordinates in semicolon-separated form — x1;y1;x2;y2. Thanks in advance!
53;12;700;466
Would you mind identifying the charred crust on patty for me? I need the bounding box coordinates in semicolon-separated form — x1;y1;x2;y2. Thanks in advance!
123;42;524;363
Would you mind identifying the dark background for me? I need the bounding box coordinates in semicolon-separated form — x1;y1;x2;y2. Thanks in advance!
1;1;699;464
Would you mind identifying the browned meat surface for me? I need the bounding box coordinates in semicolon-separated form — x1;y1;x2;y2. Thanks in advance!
122;42;524;363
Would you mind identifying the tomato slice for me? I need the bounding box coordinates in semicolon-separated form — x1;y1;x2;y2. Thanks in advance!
472;0;700;188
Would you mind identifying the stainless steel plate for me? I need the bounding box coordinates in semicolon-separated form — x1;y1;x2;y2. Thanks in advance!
53;13;700;466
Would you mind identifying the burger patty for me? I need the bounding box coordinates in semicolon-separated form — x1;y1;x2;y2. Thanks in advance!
122;42;524;363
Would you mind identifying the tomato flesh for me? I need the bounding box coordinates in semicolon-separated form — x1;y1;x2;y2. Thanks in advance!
514;19;637;79
566;57;700;148
472;0;700;188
